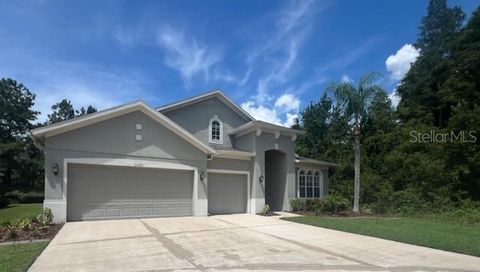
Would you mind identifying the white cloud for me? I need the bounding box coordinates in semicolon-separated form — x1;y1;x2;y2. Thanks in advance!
245;0;321;104
274;93;300;112
284;112;299;127
241;93;301;127
241;101;281;125
388;90;401;108
386;44;420;80
156;26;222;85
341;74;352;83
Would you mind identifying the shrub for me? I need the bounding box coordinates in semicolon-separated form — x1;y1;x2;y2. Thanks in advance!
19;192;44;203
3;190;23;203
36;208;53;226
7;228;18;239
306;199;323;212
0;196;10;208
262;204;270;215
16;217;33;231
316;195;350;215
1;220;11;228
3;190;44;203
290;198;306;212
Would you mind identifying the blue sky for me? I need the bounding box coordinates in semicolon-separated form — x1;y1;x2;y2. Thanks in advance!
1;0;479;125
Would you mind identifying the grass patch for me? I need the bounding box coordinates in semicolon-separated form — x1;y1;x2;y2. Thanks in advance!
283;216;480;256
0;241;48;272
0;204;43;224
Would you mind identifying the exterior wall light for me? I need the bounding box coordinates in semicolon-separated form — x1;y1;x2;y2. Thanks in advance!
52;163;59;176
200;171;205;181
259;175;264;183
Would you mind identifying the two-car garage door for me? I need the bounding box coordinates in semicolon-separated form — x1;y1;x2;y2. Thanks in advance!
67;164;193;221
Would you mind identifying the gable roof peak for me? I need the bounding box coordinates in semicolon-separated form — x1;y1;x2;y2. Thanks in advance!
157;89;254;121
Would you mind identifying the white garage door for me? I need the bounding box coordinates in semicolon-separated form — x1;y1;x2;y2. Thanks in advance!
208;173;247;214
67;164;193;221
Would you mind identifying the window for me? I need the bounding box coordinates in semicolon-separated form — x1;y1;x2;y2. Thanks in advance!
314;172;320;197
211;121;220;141
297;168;323;198
299;170;305;198
209;116;223;144
306;171;313;198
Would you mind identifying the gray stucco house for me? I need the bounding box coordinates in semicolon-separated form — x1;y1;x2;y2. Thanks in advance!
31;90;336;222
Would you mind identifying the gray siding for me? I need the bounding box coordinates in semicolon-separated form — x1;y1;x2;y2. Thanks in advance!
252;133;296;211
234;132;255;152
162;97;249;149
207;158;250;172
44;111;207;201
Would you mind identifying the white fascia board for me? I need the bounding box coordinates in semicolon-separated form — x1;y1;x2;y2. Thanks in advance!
295;159;339;167
213;149;255;160
230;121;304;138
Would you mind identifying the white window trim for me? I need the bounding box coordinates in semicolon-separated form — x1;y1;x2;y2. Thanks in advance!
297;167;324;199
208;115;223;144
207;169;251;214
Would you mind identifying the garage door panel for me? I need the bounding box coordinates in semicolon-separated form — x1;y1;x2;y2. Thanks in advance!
208;173;247;214
67;164;193;221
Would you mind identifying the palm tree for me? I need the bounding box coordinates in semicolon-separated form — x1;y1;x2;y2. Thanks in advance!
328;72;385;213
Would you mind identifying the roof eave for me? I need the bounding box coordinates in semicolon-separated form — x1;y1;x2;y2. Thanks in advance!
229;121;304;138
295;159;339;167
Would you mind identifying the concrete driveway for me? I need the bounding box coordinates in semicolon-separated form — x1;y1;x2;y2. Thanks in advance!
30;214;480;272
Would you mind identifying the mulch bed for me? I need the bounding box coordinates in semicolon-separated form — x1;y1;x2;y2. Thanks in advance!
0;223;63;243
291;211;396;218
259;211;281;216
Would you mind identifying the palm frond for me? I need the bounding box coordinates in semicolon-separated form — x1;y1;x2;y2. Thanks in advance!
358;72;383;90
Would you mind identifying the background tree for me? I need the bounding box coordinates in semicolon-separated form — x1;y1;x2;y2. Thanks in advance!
397;0;464;127
76;105;98;117
328;72;385;213
0;78;40;189
47;99;97;124
0;78;38;140
47;99;75;124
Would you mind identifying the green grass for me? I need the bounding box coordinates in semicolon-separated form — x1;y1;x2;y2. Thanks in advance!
0;241;48;272
0;204;43;224
283;216;480;256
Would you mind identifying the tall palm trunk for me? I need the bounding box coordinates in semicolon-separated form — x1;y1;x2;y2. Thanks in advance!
353;123;361;213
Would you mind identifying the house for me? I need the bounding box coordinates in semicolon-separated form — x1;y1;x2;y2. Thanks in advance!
30;90;336;222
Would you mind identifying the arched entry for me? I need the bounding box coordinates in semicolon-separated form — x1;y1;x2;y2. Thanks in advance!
265;149;287;211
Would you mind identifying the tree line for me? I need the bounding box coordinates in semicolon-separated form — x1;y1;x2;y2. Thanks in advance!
295;0;480;213
0;78;97;194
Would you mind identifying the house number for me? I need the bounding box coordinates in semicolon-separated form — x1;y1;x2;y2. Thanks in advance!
134;163;144;168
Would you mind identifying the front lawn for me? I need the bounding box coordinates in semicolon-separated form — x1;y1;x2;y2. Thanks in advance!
283;216;480;256
0;204;43;224
0;241;48;272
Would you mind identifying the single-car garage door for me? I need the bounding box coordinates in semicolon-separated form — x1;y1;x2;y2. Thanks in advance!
208;173;247;214
67;164;193;221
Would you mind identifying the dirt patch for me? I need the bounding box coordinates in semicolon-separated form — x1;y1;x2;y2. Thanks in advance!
0;223;63;243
